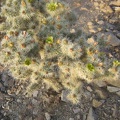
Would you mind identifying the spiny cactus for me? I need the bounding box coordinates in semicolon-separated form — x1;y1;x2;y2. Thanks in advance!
0;0;120;104
0;0;41;33
0;31;39;66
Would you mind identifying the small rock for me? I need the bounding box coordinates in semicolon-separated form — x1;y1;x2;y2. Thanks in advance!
95;81;107;87
95;89;108;99
73;107;80;114
116;91;120;96
2;73;9;82
87;86;93;92
107;86;120;92
32;90;38;97
92;99;103;108
112;104;117;117
77;115;80;119
89;28;98;33
17;99;21;103
104;32;120;46
61;90;69;102
45;112;51;120
87;22;93;26
87;108;97;120
33;108;38;115
117;33;120;38
87;37;95;44
69;118;74;120
32;99;38;105
97;20;104;25
84;90;91;99
83;115;87;120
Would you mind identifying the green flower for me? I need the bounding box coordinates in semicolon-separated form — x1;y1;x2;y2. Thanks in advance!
87;63;95;71
24;58;31;65
47;2;58;11
46;36;54;44
113;60;120;67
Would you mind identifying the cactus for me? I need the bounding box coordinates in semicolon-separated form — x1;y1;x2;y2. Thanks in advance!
0;0;120;104
0;0;41;33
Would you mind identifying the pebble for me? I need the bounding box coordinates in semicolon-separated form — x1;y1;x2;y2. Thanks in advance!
87;108;97;120
97;20;104;25
73;107;80;114
87;86;93;92
95;89;108;99
69;118;74;120
92;99;104;108
2;73;9;82
32;98;38;105
77;115;80;119
84;91;91;99
107;86;120;92
117;32;120;38
112;104;117;117
45;112;51;120
116;91;120;96
95;81;107;87
33;108;38;115
104;32;120;46
61;90;69;102
89;28;98;33
32;90;38;97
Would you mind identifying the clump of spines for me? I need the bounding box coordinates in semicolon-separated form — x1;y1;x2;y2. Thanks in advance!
0;0;120;104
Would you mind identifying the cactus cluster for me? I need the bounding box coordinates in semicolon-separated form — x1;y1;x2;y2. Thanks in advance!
0;0;41;33
0;0;120;104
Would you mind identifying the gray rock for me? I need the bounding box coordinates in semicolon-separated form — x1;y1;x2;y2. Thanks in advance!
95;81;107;87
95;89;108;99
97;20;105;25
2;73;9;82
61;90;69;102
69;118;74;120
32;90;38;97
45;112;51;120
117;33;120;38
116;91;120;96
76;115;80;119
87;108;97;120
107;86;120;92
73;107;80;114
33;108;38;115
32;98;38;105
104;32;120;46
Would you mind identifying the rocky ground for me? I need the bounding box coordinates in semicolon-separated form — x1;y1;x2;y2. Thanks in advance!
0;0;120;120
